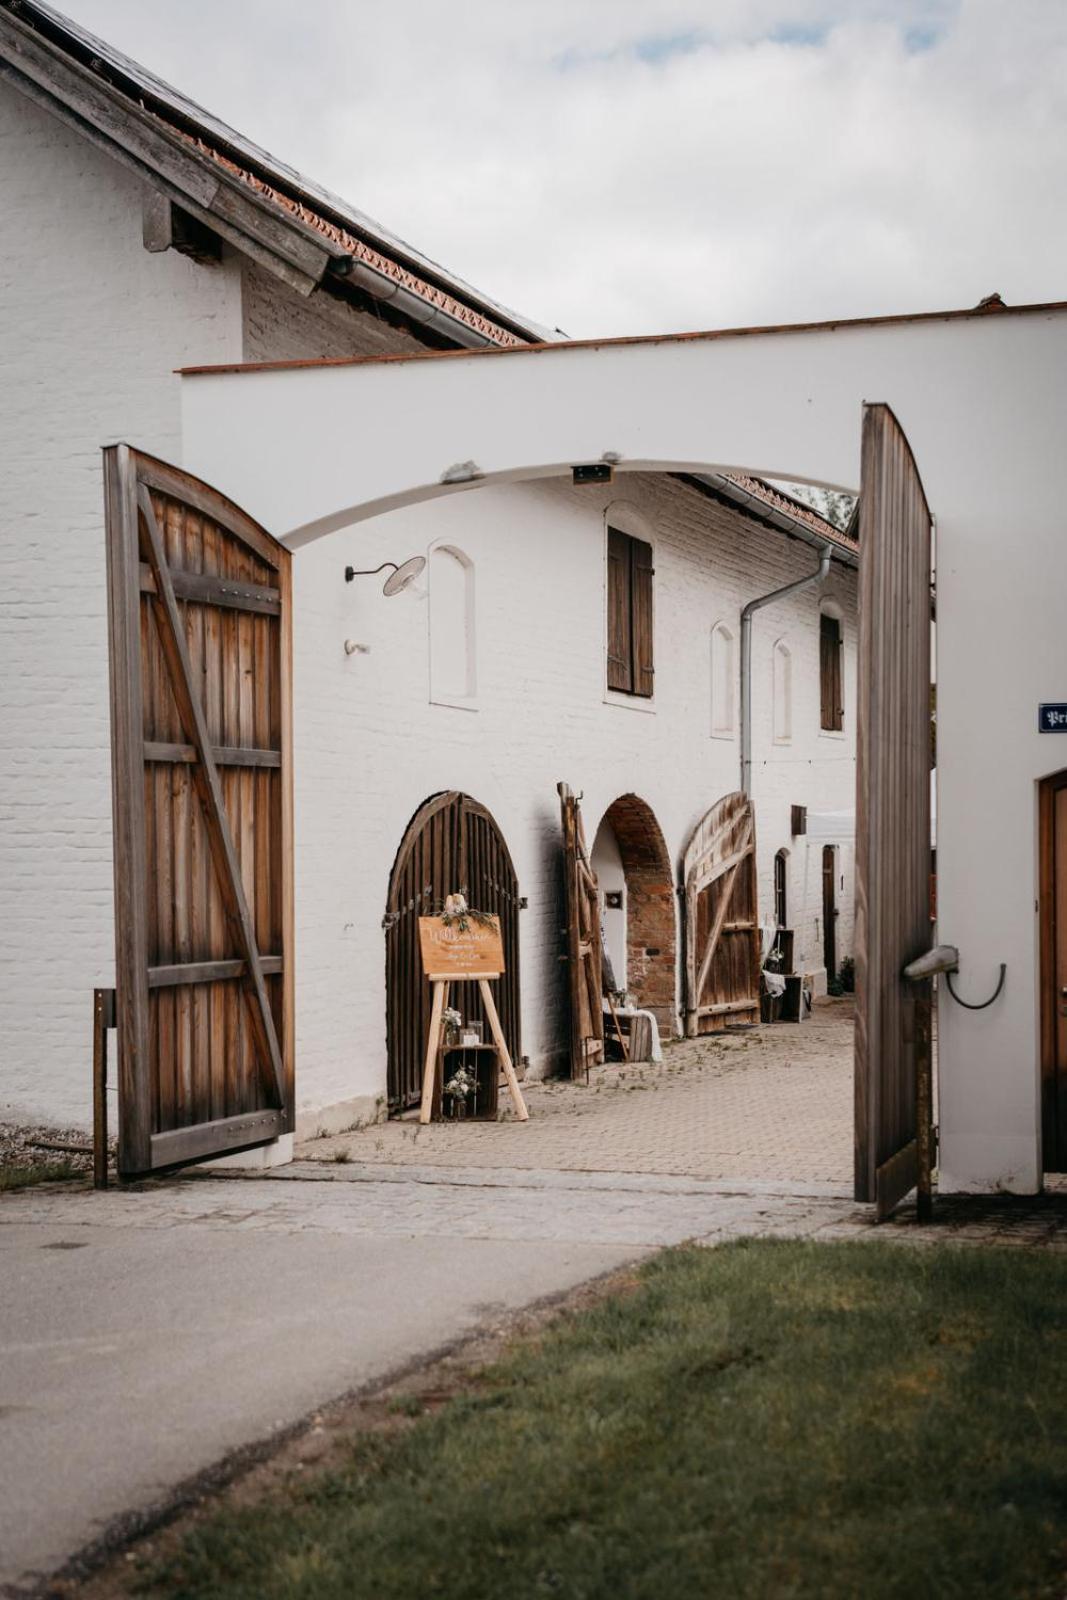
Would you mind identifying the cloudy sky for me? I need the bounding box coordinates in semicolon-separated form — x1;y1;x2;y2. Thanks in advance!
49;0;1067;338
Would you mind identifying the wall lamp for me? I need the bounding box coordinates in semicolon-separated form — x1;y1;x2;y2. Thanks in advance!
344;557;426;596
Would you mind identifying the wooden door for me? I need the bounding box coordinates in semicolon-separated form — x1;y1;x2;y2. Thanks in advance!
104;445;294;1177
682;792;760;1036
385;792;521;1113
1040;771;1067;1172
558;783;605;1078
854;404;933;1216
822;845;837;981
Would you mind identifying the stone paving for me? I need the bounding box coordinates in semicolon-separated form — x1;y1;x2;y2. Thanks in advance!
302;998;857;1190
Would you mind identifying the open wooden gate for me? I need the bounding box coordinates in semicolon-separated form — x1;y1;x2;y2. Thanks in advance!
854;404;933;1216
682;792;760;1035
558;783;604;1078
104;445;294;1177
385;791;521;1113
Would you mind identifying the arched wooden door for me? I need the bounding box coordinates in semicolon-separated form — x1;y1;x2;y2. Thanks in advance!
385;792;521;1113
681;792;760;1036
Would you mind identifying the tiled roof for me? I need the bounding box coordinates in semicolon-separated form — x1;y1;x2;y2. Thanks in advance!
725;474;857;547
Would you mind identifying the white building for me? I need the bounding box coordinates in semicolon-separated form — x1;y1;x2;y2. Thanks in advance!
0;4;856;1141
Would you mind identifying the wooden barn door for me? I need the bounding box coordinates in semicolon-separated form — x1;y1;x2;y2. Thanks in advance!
558;783;605;1078
682;792;760;1036
385;792;521;1113
822;846;838;982
104;445;293;1177
854;404;933;1216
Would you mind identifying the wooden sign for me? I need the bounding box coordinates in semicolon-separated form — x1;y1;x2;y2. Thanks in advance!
419;916;505;980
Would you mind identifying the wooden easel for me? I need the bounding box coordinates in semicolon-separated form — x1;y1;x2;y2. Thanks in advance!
418;914;528;1125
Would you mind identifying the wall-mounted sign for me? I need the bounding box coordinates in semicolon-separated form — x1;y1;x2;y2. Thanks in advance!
419;916;505;979
1039;704;1067;733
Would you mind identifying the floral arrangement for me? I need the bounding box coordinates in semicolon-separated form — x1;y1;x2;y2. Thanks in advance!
438;892;496;935
443;1063;478;1106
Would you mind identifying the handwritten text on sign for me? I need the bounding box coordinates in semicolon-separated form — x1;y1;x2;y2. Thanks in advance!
419;916;505;979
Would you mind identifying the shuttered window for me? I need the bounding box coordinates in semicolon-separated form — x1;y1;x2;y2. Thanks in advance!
820;613;843;731
606;528;654;697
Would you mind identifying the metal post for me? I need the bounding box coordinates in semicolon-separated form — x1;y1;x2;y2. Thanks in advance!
92;987;114;1190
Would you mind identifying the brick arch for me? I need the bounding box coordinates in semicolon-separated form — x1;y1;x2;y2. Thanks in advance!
597;794;677;1033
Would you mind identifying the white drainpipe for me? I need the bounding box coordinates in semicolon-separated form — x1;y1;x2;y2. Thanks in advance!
740;545;833;795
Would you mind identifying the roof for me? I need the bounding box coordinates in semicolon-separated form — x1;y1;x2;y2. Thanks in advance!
0;0;554;349
725;474;855;546
687;473;858;567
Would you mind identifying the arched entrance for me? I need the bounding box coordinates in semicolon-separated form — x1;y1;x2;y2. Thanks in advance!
385;792;521;1114
590;795;677;1034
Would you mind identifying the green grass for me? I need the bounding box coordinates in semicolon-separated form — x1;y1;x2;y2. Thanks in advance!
0;1159;84;1192
137;1241;1067;1600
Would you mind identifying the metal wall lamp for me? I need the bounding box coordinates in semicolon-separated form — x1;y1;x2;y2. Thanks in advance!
344;557;426;595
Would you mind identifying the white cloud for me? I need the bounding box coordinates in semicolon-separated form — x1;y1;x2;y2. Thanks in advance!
46;0;1067;336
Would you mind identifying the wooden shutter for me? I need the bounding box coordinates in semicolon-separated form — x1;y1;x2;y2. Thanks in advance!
631;536;655;698
854;403;933;1217
104;445;294;1177
820;614;843;731
606;527;632;692
558;782;605;1077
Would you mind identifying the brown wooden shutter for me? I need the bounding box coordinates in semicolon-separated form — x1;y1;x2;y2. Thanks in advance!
631;536;655;698
820;614;843;731
606;527;632;692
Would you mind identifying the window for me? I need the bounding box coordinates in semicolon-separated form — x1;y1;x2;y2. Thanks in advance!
606;527;654;697
820;612;844;731
773;640;793;744
710;622;735;737
774;849;789;929
429;544;476;707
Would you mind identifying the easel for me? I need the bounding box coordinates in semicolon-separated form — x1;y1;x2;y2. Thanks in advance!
418;914;528;1125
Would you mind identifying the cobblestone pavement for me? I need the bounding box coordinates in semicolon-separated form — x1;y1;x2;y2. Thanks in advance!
303;998;856;1190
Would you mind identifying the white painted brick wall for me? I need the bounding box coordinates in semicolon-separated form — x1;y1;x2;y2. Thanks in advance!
0;80;857;1134
288;473;857;1124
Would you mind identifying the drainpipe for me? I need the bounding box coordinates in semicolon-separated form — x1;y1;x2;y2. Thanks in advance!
740;545;832;795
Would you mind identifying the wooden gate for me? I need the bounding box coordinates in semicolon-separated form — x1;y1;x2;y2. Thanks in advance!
558;783;605;1078
105;445;294;1177
682;792;760;1035
822;845;837;982
1040;770;1067;1173
854;404;933;1215
385;792;521;1113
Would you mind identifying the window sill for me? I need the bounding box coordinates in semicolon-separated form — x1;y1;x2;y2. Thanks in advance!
818;727;847;741
710;728;736;742
603;690;656;715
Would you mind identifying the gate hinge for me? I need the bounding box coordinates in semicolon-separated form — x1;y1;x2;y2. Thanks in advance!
519;896;528;910
382;911;400;931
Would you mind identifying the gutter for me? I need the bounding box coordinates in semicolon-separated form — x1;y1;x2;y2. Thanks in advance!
690;473;858;569
740;545;832;795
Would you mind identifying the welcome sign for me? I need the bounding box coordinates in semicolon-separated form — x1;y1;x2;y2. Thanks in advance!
418;916;505;979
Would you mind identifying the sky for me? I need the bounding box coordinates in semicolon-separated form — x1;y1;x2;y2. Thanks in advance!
46;0;1067;338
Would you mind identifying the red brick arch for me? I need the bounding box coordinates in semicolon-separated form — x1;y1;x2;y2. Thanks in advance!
598;794;677;1034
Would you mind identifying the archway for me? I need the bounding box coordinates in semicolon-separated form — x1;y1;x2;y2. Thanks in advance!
590;795;677;1035
385;792;521;1114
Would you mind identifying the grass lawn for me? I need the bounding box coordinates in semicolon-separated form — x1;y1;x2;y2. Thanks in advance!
135;1240;1067;1600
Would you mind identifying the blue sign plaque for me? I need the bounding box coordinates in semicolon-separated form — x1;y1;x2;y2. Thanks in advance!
1039;704;1067;733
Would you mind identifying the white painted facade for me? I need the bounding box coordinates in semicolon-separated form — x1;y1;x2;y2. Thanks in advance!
183;304;1067;1195
0;75;855;1139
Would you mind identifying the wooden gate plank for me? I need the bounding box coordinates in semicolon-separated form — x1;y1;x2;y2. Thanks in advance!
682;793;760;1037
104;445;153;1175
693;821;754;1001
854;403;933;1212
136;485;286;1113
558;783;605;1078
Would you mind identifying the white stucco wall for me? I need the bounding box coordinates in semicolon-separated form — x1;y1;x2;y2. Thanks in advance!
181;303;1067;1193
286;471;856;1129
0;81;244;1127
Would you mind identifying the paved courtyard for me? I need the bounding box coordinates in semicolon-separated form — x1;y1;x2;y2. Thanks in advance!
303;997;856;1191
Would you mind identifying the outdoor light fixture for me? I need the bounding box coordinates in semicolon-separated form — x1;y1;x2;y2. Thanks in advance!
572;463;614;486
344;556;426;595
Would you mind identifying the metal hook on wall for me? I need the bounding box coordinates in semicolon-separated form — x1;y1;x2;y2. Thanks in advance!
945;963;1007;1011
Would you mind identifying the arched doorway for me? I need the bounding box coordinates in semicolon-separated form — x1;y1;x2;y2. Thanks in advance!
590;795;677;1034
385;792;521;1114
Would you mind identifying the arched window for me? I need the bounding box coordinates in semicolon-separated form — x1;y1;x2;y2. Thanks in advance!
774;848;789;929
819;602;844;732
429;544;476;707
710;622;735;738
773;639;793;744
